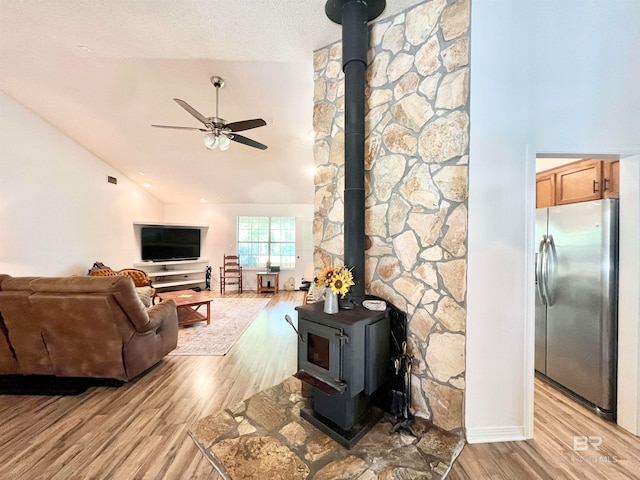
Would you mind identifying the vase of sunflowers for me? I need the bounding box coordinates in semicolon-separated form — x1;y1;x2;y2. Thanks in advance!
324;288;339;314
315;265;354;314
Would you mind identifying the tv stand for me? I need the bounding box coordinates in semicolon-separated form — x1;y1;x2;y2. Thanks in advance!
133;259;209;291
150;258;198;263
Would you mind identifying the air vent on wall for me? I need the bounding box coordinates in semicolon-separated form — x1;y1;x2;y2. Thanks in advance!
107;175;118;185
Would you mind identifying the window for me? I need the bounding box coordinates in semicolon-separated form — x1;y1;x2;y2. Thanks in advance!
237;217;296;268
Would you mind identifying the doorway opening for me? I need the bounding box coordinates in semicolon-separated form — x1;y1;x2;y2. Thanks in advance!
532;154;621;430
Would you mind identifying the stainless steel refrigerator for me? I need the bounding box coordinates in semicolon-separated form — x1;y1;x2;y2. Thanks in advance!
535;198;618;418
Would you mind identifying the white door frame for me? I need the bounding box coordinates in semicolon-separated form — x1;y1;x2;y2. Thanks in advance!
294;217;313;288
525;150;640;438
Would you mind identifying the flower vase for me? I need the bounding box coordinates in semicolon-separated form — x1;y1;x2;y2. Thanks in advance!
324;287;339;314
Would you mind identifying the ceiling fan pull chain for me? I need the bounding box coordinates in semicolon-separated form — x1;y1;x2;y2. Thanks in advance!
215;83;219;121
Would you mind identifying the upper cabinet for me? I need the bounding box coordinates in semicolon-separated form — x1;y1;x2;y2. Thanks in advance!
555;159;603;205
536;159;619;208
603;160;620;198
536;171;556;209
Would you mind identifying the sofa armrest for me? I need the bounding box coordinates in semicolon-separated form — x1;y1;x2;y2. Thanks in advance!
140;299;178;332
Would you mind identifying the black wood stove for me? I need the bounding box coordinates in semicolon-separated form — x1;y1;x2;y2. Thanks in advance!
290;0;390;449
294;302;390;448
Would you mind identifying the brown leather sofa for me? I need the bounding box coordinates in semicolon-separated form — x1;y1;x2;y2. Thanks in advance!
0;274;178;381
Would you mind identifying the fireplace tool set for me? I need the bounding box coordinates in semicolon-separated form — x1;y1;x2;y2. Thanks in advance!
388;338;417;437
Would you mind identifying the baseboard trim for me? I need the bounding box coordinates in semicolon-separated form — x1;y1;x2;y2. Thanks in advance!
465;426;528;444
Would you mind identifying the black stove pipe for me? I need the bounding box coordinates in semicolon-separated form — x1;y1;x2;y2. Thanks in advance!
325;0;386;306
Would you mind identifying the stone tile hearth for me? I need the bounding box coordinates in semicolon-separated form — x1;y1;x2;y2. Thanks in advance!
189;376;464;479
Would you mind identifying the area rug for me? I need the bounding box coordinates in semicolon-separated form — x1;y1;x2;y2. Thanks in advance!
168;298;270;356
188;376;465;479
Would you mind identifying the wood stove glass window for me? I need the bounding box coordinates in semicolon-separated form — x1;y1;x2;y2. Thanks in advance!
307;333;330;370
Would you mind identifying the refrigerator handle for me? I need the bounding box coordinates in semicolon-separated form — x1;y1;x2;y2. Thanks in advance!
542;235;553;305
536;235;547;305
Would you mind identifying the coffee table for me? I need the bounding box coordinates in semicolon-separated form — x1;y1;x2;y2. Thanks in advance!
158;290;211;326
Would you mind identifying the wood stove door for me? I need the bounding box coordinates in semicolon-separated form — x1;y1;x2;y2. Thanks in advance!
297;320;345;392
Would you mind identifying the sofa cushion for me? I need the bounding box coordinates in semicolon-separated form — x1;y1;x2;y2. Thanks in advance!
30;276;152;333
30;275;123;293
0;290;55;374
1;277;39;292
29;292;131;379
135;286;153;308
0;311;20;374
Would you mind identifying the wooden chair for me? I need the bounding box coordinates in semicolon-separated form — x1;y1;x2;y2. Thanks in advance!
219;255;242;295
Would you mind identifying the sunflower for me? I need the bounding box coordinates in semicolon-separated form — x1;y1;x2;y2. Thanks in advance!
314;265;355;297
330;268;354;297
316;266;333;287
315;266;334;287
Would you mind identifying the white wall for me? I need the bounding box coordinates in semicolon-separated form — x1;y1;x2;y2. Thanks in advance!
467;0;640;442
0;91;314;285
0;93;163;276
163;203;313;290
617;156;640;435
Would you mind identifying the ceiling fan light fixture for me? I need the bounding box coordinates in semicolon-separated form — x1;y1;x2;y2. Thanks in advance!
153;75;267;151
219;134;231;151
204;132;219;150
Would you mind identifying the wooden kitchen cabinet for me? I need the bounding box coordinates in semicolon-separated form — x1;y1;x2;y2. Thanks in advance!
555;159;603;205
536;171;556;208
603;160;619;198
536;158;619;207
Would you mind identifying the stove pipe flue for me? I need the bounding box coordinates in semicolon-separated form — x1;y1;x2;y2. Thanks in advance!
325;0;386;306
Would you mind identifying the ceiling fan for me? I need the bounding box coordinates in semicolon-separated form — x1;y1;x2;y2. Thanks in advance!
152;76;267;151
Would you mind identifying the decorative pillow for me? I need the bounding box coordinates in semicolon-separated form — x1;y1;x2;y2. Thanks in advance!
89;268;118;277
118;269;151;287
135;286;152;308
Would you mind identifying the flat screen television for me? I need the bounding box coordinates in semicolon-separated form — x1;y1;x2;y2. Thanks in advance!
141;226;201;262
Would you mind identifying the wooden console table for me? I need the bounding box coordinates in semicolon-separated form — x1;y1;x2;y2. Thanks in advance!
256;272;279;294
158;290;211;326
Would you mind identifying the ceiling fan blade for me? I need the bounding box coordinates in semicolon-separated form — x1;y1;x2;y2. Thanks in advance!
225;119;267;132
230;133;268;150
173;98;209;125
152;124;208;132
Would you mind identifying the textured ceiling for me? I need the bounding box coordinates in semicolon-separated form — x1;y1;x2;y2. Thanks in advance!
0;0;422;204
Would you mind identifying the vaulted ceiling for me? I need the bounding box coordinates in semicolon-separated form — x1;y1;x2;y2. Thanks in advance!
0;0;421;204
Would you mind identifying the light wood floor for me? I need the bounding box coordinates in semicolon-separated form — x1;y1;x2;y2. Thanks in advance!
450;378;640;479
0;291;304;480
2;293;639;479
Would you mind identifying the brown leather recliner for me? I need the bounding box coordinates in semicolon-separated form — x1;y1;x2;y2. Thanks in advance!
0;275;178;381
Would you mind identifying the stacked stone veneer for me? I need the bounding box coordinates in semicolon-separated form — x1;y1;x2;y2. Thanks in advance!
312;0;470;433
